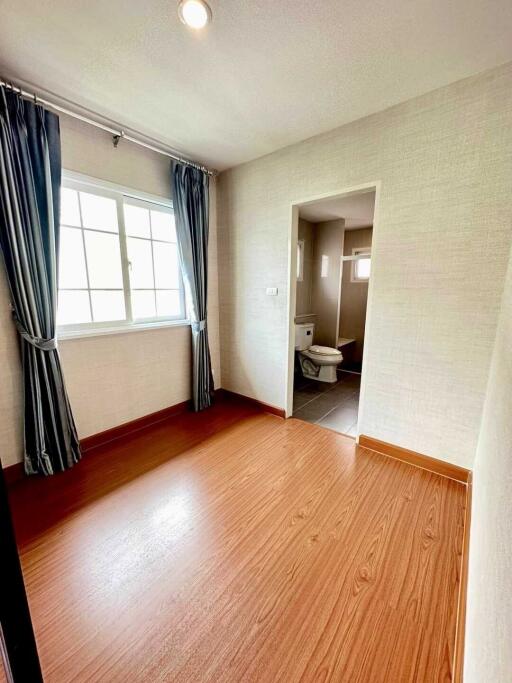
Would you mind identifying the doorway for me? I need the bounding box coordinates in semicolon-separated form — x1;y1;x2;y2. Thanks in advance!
285;183;379;439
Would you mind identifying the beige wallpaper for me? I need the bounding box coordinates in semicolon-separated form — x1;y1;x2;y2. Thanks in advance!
218;62;512;468
465;244;512;681
311;219;345;347
0;116;221;468
339;227;373;363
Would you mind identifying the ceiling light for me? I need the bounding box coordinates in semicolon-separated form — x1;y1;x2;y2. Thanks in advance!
178;0;212;29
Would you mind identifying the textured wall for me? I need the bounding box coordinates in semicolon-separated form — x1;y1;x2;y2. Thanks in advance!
218;63;512;468
311;219;345;347
464;244;512;681
339;227;373;364
0;116;221;467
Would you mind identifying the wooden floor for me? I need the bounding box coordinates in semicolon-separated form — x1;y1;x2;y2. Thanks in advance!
9;399;466;682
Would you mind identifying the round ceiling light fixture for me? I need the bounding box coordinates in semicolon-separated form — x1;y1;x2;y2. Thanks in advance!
178;0;212;29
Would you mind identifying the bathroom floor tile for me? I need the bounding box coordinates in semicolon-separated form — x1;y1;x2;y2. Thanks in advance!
293;371;361;436
293;393;345;423
317;404;359;433
293;391;317;411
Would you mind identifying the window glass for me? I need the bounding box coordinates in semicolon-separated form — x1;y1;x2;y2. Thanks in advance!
131;290;156;319
156;290;181;317
297;240;304;281
57;291;91;325
127;237;154;289
79;192;118;232
59;227;87;288
355;257;371;280
60;188;81;227
352;248;371;282
84;231;124;289
124;204;151;238
90;291;126;322
57;176;186;332
151;210;176;242
153;242;179;289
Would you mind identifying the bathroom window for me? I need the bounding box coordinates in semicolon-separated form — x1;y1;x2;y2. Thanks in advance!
321;255;329;278
297;239;304;281
57;172;187;337
351;247;371;282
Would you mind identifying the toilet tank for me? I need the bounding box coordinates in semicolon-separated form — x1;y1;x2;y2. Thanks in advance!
295;323;315;350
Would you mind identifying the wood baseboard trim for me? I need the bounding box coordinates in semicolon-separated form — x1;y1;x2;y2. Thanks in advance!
453;471;472;682
358;435;470;483
3;462;24;488
3;401;193;485
217;389;286;418
80;400;192;452
3;388;284;485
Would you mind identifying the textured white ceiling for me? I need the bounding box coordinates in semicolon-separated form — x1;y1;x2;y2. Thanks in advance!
1;0;512;170
300;191;375;228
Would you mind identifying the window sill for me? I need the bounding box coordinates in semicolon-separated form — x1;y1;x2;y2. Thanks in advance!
58;319;191;341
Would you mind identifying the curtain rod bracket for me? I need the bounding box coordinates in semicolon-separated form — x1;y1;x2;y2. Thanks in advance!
112;134;120;148
112;131;125;148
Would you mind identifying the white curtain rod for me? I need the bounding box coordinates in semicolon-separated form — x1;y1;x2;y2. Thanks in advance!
0;78;216;177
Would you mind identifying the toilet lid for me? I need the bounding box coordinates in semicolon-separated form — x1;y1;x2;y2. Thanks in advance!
308;345;341;356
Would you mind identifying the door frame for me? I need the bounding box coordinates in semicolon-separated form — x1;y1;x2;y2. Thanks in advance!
0;464;43;682
284;181;382;442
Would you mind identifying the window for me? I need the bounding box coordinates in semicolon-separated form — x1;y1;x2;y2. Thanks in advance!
57;174;187;335
351;247;371;282
321;254;329;278
297;239;304;281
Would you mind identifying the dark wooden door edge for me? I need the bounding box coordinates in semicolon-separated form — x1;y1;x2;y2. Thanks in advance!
0;465;43;681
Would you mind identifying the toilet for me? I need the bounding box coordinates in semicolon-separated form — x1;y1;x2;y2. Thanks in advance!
295;323;343;383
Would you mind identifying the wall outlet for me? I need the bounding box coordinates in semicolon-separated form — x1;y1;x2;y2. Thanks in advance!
266;287;278;296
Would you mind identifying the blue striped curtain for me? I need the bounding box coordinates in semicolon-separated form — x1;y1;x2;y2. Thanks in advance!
0;86;81;475
171;163;214;411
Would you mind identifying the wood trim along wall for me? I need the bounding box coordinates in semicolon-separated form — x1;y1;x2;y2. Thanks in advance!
2;400;193;487
3;461;24;488
453;471;472;682
3;390;285;486
216;389;286;418
358;435;471;483
79;400;192;452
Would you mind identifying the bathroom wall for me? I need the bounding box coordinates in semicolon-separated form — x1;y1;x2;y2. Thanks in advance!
295;218;314;317
339;226;373;366
311;219;345;347
218;63;512;468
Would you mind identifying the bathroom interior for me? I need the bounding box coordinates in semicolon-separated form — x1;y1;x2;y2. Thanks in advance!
293;190;376;436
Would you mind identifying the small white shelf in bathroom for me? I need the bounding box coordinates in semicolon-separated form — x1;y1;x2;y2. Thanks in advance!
337;337;356;348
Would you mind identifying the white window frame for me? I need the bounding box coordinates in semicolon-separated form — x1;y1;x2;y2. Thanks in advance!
58;171;189;340
296;239;304;281
350;247;371;283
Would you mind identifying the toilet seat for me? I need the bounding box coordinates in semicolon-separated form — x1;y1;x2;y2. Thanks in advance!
307;344;342;358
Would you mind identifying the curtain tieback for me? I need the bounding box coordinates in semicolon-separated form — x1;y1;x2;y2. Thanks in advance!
192;319;206;333
14;316;57;351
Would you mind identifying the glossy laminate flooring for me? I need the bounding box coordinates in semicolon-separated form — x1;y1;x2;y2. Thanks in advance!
9;398;466;682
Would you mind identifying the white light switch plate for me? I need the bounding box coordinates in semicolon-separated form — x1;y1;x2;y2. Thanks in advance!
266;287;278;296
